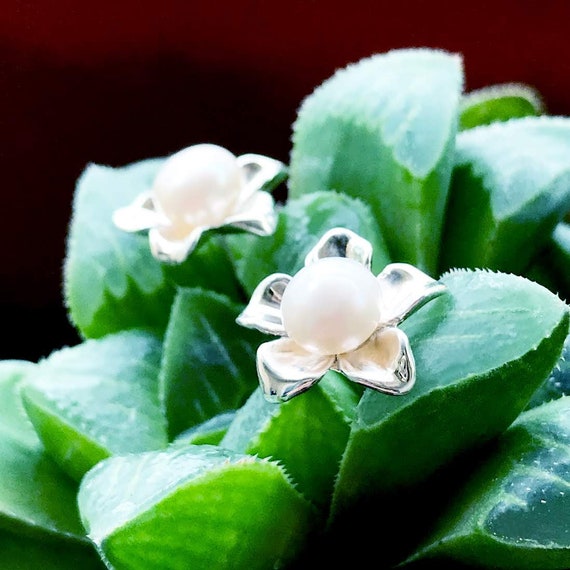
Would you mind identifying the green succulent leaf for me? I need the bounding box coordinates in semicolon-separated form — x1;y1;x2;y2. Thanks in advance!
459;83;543;131
288;48;463;274
548;224;570;299
64;159;240;339
333;269;569;515
406;396;570;569
222;371;359;507
440;118;570;274
174;411;236;446
0;529;104;570
227;191;390;296
21;330;167;481
528;332;570;409
78;445;317;570
160;288;263;439
527;222;570;303
0;361;89;543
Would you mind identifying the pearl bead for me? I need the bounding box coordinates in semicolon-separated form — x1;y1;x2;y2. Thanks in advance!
152;144;244;240
280;257;382;356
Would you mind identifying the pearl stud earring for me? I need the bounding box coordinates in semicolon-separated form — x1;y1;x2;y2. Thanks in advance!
237;227;447;403
113;143;285;263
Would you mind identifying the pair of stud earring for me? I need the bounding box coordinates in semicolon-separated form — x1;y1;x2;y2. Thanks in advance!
114;143;446;403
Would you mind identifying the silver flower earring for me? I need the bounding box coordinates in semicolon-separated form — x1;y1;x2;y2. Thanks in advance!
113;143;285;263
237;227;446;403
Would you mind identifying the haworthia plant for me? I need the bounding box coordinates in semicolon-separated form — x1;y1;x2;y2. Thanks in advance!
527;222;570;303
527;332;570;409
405;396;570;569
227;190;390;297
64;159;242;339
222;371;359;507
0;529;104;570
332;269;569;515
78;445;317;570
440;118;570;274
159;287;264;439
21;330;167;481
173;411;236;446
2;47;570;570
0;361;103;567
288;48;463;274
459;82;544;131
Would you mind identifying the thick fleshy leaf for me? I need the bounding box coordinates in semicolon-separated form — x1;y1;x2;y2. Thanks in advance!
406;396;570;569
21;330;167;481
227;191;390;297
0;529;104;570
159;288;264;439
459;82;543;131
288;49;463;274
527;222;570;303
440;118;570;274
222;372;359;507
528;331;570;409
174;411;236;446
64;159;240;339
0;361;89;543
78;445;317;570
333;269;569;515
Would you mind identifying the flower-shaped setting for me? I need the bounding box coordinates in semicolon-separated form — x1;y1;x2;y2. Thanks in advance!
112;143;285;263
237;228;447;403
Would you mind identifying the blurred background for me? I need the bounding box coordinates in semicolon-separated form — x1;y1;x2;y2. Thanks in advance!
2;0;570;360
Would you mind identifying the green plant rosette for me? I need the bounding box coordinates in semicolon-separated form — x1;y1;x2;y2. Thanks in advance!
2;47;570;569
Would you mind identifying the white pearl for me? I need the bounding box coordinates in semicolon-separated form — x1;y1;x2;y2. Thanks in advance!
280;257;382;356
152;144;244;240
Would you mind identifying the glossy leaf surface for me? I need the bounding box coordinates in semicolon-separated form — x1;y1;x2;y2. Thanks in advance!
406;396;570;569
528;332;570;409
79;445;316;570
22;330;167;481
333;269;569;514
288;48;463;274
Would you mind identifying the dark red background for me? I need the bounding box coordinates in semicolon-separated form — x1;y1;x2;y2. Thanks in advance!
3;1;570;360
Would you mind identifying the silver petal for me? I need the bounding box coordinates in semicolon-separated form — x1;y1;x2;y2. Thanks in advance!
224;191;278;237
236;273;291;336
236;153;287;203
112;192;167;232
304;227;373;269
377;263;446;326
338;327;415;395
257;338;334;403
148;226;205;264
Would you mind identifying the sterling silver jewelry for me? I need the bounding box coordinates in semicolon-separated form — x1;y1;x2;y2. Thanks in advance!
113;143;285;263
237;227;446;403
